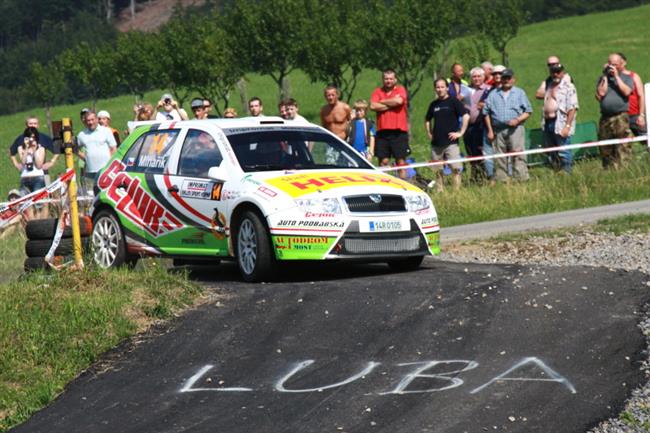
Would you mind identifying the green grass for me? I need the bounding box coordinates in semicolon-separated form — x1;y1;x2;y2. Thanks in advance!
0;256;203;432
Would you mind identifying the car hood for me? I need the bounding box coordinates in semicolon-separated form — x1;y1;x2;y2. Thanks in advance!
240;169;424;200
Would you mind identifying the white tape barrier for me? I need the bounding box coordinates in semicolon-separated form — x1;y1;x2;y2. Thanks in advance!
378;134;648;172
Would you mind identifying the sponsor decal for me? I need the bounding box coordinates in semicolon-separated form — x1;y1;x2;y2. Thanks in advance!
305;212;336;218
426;232;441;255
272;235;337;259
210;209;227;240
181;232;206;245
98;160;183;238
420;216;439;226
241;174;261;186
257;186;277;198
222;189;242;201
180;180;222;200
266;171;420;198
276;219;345;229
138;154;167;169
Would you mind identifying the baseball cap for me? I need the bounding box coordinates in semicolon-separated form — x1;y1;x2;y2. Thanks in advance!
161;93;173;102
190;98;205;109
501;68;514;78
97;110;111;119
493;65;506;74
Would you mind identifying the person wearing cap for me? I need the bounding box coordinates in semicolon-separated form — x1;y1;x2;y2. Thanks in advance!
541;63;578;174
425;78;469;191
535;56;572;100
156;93;189;121
480;64;506;179
191;98;209;120
97;110;121;147
77;110;117;194
483;68;533;182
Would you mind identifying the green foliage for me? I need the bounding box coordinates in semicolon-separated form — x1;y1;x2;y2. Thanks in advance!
297;0;368;103
477;0;526;66
114;31;161;100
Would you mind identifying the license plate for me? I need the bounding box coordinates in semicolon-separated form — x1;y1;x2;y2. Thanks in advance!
359;219;408;233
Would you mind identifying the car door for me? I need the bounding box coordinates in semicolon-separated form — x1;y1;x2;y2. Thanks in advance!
153;127;231;257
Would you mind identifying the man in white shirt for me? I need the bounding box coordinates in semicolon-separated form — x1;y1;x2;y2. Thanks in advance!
77;110;117;193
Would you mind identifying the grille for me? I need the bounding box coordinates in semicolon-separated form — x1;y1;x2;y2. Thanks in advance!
344;195;406;213
344;235;421;254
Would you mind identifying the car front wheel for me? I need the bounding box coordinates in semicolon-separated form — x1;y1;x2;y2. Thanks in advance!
91;210;129;268
236;210;274;282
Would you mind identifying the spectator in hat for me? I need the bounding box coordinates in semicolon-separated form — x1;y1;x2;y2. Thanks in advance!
481;64;506;179
541;63;578;174
535;55;573;100
483;68;533;182
191;98;209;120
97;110;121;147
156;93;188;121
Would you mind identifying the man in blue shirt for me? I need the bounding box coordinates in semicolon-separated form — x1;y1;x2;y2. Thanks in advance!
483;68;533;182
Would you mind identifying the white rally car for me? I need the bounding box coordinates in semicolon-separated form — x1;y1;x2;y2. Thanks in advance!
90;117;440;281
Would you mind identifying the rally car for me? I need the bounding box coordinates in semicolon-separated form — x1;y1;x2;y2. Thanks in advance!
90;117;440;281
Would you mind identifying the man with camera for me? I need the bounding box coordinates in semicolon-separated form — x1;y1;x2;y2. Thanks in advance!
156;93;189;121
9;116;58;185
595;53;634;169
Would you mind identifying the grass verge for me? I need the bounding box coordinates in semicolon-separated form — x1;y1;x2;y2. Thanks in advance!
0;259;203;432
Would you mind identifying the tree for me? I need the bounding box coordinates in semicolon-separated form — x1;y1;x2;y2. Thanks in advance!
27;60;67;132
477;0;525;66
60;42;119;110
297;0;369;103
365;0;457;107
114;31;161;101
224;0;309;101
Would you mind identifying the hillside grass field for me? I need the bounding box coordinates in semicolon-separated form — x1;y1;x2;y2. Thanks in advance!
1;5;650;201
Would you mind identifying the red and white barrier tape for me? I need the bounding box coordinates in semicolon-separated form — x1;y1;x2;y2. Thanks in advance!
0;169;76;228
378;135;649;172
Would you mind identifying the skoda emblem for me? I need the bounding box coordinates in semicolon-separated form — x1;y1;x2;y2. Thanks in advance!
369;194;382;204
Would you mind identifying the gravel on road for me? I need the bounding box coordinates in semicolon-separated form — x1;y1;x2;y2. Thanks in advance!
442;229;650;433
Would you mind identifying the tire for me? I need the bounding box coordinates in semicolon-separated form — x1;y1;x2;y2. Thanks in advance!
25;237;90;258
25;216;93;240
387;255;425;272
234;210;274;282
91;210;129;268
24;257;48;272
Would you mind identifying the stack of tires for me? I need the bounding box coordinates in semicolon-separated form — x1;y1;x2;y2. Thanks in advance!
24;216;92;271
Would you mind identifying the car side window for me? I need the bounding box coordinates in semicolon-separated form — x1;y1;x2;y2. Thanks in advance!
178;129;223;178
126;130;180;174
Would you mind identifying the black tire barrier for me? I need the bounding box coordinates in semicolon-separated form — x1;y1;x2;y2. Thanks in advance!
25;237;90;258
25;216;93;240
24;256;49;272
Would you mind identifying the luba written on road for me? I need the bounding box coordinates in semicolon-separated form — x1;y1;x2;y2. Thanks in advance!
180;357;576;395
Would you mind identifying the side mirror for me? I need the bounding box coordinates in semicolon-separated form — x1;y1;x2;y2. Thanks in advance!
207;165;229;182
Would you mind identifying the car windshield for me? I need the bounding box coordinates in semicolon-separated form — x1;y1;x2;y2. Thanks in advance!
225;128;373;172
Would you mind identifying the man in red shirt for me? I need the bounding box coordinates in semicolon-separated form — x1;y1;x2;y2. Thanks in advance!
370;69;410;178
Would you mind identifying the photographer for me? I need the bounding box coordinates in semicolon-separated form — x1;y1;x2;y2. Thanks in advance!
133;102;155;121
15;127;46;219
595;53;634;169
155;93;188;121
9;116;58;185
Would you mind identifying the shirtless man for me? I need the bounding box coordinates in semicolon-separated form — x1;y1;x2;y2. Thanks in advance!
320;85;351;140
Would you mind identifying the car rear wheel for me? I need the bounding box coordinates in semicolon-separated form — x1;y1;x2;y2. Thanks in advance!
387;255;424;272
91;210;129;268
236;210;274;282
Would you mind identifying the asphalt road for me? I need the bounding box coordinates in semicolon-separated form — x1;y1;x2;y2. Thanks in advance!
441;199;650;244
11;260;650;433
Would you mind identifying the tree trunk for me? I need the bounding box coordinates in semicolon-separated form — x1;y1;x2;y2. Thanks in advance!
130;0;136;20
237;79;248;114
45;106;53;137
105;0;113;23
280;75;291;101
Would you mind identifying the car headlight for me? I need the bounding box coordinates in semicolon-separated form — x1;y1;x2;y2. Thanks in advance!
295;197;342;214
405;194;431;212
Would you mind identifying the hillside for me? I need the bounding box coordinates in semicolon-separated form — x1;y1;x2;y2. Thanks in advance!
2;4;650;199
115;0;207;32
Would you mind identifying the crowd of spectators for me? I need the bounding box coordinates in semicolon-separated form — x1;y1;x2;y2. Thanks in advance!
7;52;646;207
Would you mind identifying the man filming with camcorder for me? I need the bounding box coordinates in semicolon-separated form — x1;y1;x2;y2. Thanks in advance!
155;93;188;121
595;53;634;169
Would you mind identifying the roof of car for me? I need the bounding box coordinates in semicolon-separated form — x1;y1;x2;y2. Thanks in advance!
128;116;316;132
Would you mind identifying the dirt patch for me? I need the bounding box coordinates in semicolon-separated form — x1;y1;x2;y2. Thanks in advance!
115;0;207;32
